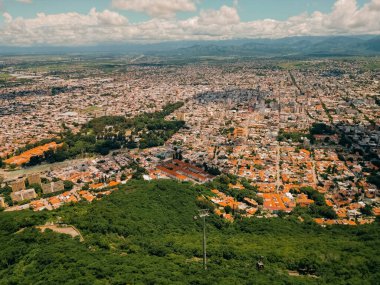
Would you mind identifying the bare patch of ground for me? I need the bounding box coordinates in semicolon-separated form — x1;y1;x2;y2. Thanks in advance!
36;224;84;241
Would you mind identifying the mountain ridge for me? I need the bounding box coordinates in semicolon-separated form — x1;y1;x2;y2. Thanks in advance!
0;35;379;57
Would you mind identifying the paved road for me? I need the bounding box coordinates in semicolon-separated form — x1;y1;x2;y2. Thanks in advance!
276;141;282;192
311;159;318;186
0;158;89;181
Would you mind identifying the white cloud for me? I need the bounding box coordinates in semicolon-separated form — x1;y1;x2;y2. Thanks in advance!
3;12;12;23
198;5;240;26
112;0;196;18
0;0;380;46
0;8;128;45
16;0;32;3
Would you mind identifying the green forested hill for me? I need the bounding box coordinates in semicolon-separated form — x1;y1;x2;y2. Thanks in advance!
0;180;379;285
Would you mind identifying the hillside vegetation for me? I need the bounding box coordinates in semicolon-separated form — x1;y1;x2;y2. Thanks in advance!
0;180;379;284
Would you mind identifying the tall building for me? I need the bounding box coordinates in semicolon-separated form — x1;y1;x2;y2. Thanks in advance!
176;112;186;121
27;173;41;186
10;179;25;192
11;189;37;202
42;181;65;194
233;127;248;139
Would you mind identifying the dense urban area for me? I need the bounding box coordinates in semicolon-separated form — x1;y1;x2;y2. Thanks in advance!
1;56;379;224
0;55;379;284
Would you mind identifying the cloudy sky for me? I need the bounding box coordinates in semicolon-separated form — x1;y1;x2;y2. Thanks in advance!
0;0;379;46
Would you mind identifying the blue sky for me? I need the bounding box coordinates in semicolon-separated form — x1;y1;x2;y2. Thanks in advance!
0;0;378;46
1;0;371;23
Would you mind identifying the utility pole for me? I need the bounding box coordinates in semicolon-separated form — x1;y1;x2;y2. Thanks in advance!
196;209;209;270
202;212;207;270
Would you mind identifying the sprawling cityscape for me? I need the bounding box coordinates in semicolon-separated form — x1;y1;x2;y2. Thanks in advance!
0;0;380;284
1;57;379;227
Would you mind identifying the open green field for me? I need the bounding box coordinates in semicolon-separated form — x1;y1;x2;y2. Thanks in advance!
362;58;380;71
0;73;11;80
81;105;102;114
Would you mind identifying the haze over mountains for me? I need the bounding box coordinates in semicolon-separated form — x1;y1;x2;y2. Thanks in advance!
0;35;379;57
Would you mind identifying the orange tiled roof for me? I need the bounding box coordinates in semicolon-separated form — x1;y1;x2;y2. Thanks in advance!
90;183;104;189
67;196;78;203
49;197;61;205
314;218;324;225
373;208;380;216
109;181;120;187
4;142;63;166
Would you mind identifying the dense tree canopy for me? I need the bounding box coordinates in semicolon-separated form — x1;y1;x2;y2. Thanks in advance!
310;123;335;136
0;180;379;284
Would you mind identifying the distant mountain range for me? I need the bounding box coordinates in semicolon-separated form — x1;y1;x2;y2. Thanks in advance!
153;36;380;58
0;35;379;57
